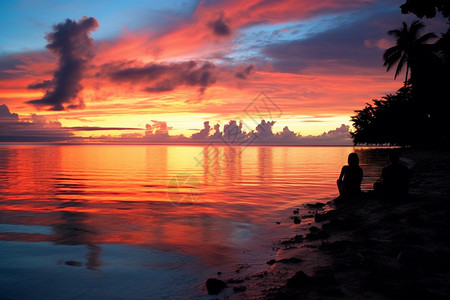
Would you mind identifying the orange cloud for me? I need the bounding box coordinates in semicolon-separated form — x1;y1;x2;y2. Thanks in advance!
0;0;409;140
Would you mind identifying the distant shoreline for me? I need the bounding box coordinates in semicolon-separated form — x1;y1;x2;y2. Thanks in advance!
0;142;400;148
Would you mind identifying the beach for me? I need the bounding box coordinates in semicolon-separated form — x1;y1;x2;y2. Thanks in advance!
208;148;450;299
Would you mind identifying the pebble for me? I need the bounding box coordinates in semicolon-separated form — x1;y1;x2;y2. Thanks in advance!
206;278;226;295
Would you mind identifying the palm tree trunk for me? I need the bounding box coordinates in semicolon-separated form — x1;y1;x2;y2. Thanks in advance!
404;63;409;87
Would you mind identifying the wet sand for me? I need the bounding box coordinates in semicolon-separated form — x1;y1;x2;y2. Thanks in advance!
208;149;450;299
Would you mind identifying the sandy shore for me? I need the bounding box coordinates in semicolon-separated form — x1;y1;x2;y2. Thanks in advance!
208;148;450;299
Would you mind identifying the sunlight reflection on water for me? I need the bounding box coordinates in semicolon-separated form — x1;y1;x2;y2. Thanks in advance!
0;145;391;298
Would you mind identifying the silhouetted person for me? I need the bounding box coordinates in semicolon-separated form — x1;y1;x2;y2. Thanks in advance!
374;151;409;199
337;153;363;199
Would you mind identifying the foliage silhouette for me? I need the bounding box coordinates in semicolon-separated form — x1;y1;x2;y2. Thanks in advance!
352;15;450;147
400;0;450;19
383;21;437;86
350;87;414;146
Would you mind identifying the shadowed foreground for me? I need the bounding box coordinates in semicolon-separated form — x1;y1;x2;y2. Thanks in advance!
215;149;450;299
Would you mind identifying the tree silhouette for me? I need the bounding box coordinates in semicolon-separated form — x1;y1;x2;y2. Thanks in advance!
350;87;413;145
400;0;450;19
383;21;437;86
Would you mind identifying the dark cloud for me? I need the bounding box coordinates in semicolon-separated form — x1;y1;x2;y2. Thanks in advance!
255;120;276;138
208;12;231;37
0;104;73;142
222;120;245;140
235;65;255;79
0;54;26;79
251;121;351;145
261;9;405;74
28;80;54;90
182;119;351;145
106;60;217;94
27;16;99;111
0;104;19;121
191;121;211;139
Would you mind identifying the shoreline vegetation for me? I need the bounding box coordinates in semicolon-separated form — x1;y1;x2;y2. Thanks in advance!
206;148;450;299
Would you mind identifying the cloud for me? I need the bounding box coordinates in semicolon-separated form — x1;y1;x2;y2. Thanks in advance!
27;80;54;90
255;119;276;138
260;7;405;74
0;55;26;79
208;12;231;36
191;121;211;139
69;126;143;131
145;120;170;138
235;65;255;79
364;38;394;50
257;122;351;145
183;119;352;145
0;104;351;144
26;16;99;111
0;104;73;142
104;60;217;95
0;104;19;121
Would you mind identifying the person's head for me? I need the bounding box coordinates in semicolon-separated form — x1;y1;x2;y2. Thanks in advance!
348;152;359;167
388;150;400;164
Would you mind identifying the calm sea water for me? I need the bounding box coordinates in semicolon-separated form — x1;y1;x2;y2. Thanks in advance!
0;145;391;299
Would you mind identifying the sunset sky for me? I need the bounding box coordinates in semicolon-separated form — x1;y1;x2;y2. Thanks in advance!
0;0;447;143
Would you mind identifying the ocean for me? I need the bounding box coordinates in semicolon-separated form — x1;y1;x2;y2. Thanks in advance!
0;145;391;299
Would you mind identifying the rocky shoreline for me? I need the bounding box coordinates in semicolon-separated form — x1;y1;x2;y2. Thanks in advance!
206;149;450;299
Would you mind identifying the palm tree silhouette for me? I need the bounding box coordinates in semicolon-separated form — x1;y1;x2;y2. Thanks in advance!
383;21;437;86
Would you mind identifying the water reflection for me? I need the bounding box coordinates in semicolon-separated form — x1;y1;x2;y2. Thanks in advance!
0;147;13;192
258;146;273;186
0;145;395;297
201;144;221;184
354;147;393;191
53;175;101;270
224;146;242;184
53;210;101;270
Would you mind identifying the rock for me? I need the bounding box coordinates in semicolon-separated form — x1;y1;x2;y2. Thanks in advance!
281;234;304;245
314;210;337;222
309;226;320;233
277;257;303;264
233;286;247;293
275;221;281;225
293;210;299;214
254;271;268;278
267;257;303;265
314;213;327;222
206;278;226;295
65;260;82;267
306;229;329;241
227;278;244;284
307;203;325;209
293;217;301;224
286;271;311;288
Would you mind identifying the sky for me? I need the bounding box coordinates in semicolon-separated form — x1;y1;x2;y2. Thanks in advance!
0;0;448;144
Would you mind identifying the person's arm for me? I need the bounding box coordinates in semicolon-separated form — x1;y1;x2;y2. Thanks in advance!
338;166;346;181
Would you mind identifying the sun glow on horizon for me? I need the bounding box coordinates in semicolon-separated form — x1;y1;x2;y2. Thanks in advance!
2;0;442;144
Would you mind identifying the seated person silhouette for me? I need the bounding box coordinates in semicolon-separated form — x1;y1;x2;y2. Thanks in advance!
374;151;409;199
337;153;363;199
